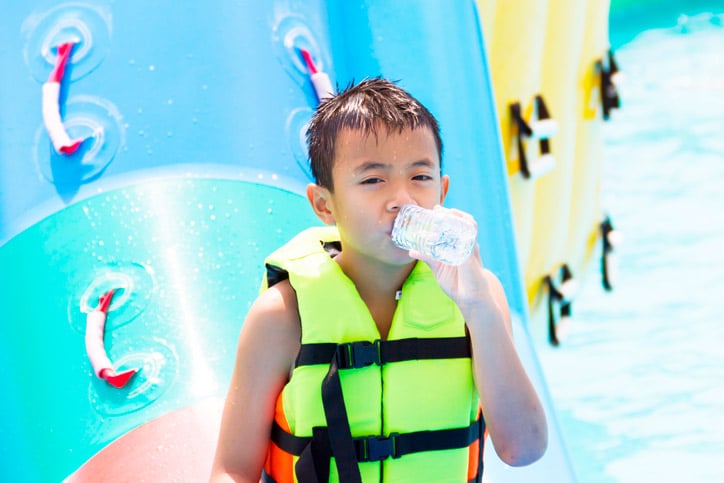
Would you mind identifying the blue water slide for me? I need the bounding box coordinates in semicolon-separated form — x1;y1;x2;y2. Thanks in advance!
0;1;575;481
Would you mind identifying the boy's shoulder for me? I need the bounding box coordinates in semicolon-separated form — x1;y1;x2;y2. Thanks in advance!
255;278;300;322
245;279;301;359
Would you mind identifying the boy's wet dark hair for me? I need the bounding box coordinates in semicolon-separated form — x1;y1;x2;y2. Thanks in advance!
306;77;443;191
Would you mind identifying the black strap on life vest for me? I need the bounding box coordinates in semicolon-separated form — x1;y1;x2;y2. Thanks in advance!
319;352;362;483
287;335;479;482
272;418;483;462
510;95;554;179
264;241;342;290
295;336;471;368
273;417;484;481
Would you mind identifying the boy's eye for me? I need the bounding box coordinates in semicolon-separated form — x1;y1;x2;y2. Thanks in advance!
360;177;383;185
413;174;433;181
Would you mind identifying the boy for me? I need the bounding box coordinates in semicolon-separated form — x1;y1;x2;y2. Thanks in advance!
211;78;547;482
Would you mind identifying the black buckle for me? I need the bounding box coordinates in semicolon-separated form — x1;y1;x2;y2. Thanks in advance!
356;434;399;462
335;340;381;369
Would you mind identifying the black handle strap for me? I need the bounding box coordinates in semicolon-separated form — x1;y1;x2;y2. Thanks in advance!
510;96;554;179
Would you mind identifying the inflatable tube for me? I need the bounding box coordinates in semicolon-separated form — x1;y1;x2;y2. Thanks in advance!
483;0;550;294
1;1;576;481
64;398;225;482
525;0;590;339
564;0;613;297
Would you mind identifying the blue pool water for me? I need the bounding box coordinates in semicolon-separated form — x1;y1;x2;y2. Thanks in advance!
538;8;724;483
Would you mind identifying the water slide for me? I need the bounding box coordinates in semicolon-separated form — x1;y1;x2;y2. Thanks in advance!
484;0;550;303
0;1;584;481
485;0;621;345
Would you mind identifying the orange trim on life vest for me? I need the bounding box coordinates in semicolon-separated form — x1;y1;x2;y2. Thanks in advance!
264;394;294;483
467;406;485;481
467;438;480;481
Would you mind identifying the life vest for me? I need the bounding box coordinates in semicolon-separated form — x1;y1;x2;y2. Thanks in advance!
261;227;486;483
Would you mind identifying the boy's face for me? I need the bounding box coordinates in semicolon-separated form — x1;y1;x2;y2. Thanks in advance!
308;125;449;265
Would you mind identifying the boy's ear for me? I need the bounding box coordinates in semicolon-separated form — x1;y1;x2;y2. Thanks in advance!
439;174;450;204
306;183;336;225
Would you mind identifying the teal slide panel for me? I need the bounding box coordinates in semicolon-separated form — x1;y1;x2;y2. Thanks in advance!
0;180;321;481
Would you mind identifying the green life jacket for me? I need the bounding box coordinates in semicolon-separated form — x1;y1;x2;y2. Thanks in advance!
262;227;485;483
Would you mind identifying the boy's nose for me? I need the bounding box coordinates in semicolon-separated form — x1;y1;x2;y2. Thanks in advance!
386;191;415;212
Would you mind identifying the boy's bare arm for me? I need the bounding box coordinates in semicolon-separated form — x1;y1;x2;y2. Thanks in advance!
463;269;548;466
411;232;548;467
210;281;300;482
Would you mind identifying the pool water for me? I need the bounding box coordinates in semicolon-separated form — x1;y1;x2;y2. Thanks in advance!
537;8;724;483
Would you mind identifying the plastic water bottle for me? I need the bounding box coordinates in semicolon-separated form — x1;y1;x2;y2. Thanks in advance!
391;205;477;266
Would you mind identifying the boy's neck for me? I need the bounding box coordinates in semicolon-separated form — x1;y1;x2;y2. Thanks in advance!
335;251;414;340
334;251;414;301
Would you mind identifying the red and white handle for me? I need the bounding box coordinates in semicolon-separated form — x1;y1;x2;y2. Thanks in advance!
299;47;334;102
42;41;83;155
85;289;138;389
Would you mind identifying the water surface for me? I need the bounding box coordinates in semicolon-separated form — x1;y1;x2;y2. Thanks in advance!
538;9;724;483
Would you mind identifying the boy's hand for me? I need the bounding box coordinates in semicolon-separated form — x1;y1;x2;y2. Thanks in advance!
408;209;496;316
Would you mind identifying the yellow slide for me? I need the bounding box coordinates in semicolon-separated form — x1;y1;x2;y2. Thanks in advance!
476;0;497;46
565;0;612;285
480;0;551;293
478;0;616;344
526;0;590;333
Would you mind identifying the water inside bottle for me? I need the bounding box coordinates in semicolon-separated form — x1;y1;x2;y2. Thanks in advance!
430;227;475;265
391;205;476;265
